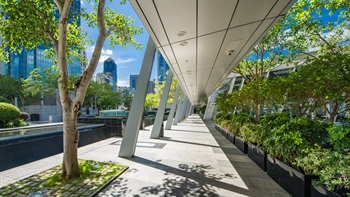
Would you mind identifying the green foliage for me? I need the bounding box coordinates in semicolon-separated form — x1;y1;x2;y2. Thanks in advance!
230;112;255;136
239;122;261;143
0;74;24;104
327;124;350;152
153;76;179;105
19;112;29;121
145;93;159;110
120;89;133;109
0;102;22;128
316;151;350;193
297;147;350;193
215;91;235;113
260;112;291;132
214;112;231;125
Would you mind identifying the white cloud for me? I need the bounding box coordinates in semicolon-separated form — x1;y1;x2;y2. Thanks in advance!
115;57;137;66
103;49;113;55
118;79;129;87
99;55;110;63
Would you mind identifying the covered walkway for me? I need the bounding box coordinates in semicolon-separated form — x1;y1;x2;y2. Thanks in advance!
0;115;290;196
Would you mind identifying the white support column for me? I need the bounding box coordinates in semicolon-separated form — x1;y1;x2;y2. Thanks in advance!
181;97;189;120
186;102;192;118
118;38;156;158
150;70;173;138
228;77;236;93
173;91;184;125
203;91;219;120
186;104;192;117
179;97;186;121
240;78;245;90
165;84;180;130
188;105;193;117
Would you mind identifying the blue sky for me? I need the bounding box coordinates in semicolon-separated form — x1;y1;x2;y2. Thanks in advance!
81;0;157;87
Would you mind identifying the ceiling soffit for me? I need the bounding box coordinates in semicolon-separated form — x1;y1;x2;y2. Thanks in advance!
129;0;296;104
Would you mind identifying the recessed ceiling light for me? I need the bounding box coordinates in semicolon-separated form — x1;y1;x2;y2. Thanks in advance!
177;31;187;36
180;42;188;46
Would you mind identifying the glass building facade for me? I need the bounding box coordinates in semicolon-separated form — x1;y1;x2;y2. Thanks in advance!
4;0;82;79
130;75;139;90
157;50;169;82
103;57;117;84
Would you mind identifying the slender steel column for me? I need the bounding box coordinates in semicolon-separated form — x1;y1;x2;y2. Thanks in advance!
150;70;173;138
173;91;184;125
165;84;180;130
118;38;156;157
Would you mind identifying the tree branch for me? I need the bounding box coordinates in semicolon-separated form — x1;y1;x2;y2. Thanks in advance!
53;0;63;14
73;0;108;107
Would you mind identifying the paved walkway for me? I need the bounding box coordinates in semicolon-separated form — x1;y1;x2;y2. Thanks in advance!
0;115;290;196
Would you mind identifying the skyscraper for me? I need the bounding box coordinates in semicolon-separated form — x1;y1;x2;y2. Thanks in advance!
147;80;155;94
103;57;117;85
4;0;82;79
130;75;139;90
157;50;169;82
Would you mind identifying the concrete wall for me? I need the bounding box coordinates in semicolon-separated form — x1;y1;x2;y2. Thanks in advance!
19;105;61;122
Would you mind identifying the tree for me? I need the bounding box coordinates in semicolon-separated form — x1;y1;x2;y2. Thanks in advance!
23;68;80;116
84;81;121;113
233;20;290;82
0;74;24;104
283;0;350;122
119;89;133;109
154;75;179;105
0;0;143;179
144;93;159;110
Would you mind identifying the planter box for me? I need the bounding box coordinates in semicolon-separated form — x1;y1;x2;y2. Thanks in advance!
228;132;235;144
311;180;350;197
234;136;248;154
248;143;267;171
267;155;317;197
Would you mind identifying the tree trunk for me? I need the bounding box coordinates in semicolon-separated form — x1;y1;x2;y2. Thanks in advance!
255;104;262;121
62;108;80;179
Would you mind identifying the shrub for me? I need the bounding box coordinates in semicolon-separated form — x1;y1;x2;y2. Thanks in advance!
230;112;255;136
19;112;29;121
0;102;20;128
326;124;350;152
297;147;350;194
239;122;261;144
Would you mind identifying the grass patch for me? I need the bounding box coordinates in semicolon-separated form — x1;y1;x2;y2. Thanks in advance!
0;160;128;197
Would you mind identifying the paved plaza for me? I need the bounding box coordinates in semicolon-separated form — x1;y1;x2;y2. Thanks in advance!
0;115;290;196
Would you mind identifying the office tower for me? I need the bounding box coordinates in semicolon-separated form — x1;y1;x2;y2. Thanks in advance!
147;80;155;94
130;75;139;90
103;57;117;85
157;50;169;82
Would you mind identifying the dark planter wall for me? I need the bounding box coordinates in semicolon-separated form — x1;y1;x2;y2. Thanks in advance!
0;125;109;172
78;117;124;136
235;136;248;154
311;180;349;197
267;155;317;197
248;143;267;171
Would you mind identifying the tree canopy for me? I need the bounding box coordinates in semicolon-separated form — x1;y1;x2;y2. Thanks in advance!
0;0;143;179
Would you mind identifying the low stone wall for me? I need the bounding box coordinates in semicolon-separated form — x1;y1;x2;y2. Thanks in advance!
0;125;109;172
78;117;125;136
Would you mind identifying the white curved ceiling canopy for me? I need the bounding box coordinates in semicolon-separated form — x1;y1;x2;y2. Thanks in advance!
129;0;296;105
